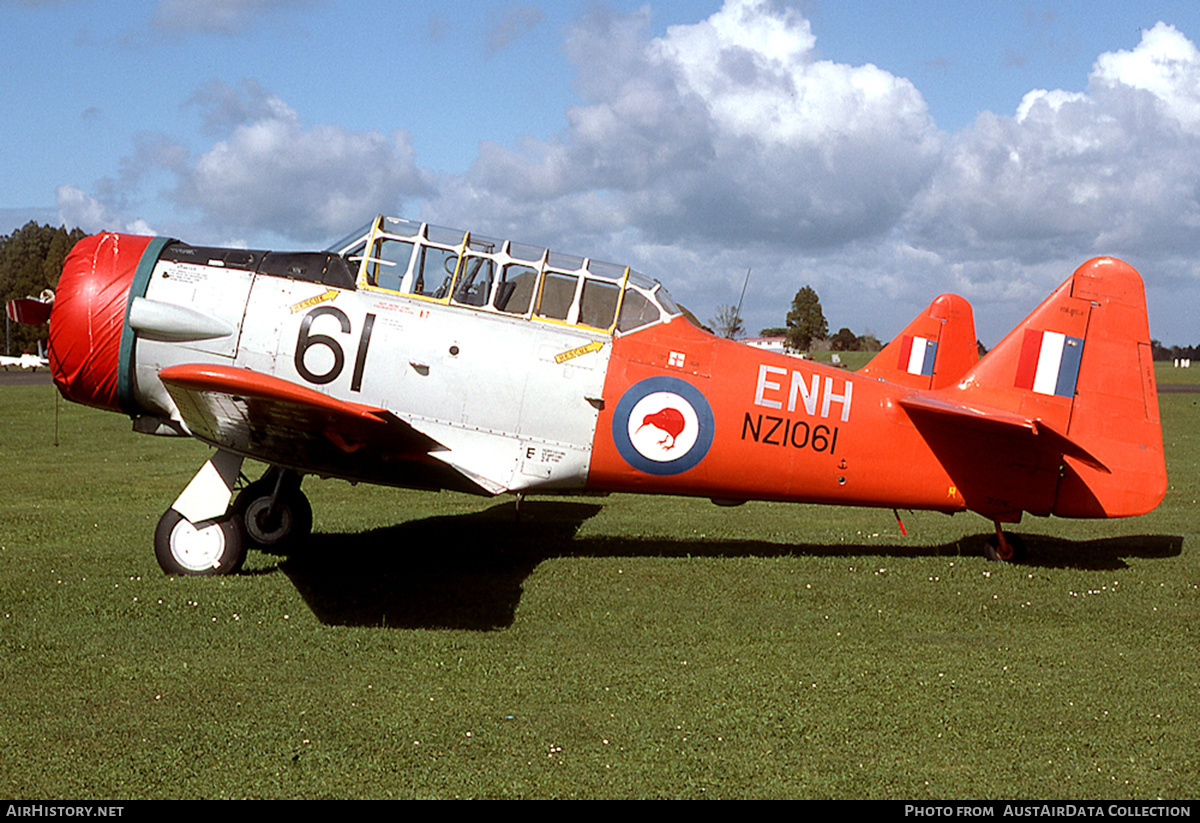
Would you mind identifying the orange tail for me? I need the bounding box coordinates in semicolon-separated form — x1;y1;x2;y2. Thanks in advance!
859;293;978;390
1050;259;1164;517
918;258;1165;519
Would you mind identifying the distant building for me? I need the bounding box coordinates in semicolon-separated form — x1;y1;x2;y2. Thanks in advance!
739;336;808;358
740;336;788;353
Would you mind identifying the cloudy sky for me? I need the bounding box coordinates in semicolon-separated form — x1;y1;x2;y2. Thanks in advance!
4;0;1200;346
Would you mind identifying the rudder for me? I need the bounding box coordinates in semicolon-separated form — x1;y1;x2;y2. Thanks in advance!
1053;258;1165;517
949;258;1165;518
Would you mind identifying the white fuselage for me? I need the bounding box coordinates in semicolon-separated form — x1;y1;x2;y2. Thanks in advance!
134;264;613;493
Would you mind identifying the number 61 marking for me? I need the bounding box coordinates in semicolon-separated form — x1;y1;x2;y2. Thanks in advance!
294;306;375;392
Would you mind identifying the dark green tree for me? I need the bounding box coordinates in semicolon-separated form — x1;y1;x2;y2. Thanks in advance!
831;327;858;351
856;333;882;352
785;285;827;352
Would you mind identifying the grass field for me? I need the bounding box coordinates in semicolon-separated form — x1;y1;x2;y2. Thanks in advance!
1;384;1197;799
1159;361;1200;386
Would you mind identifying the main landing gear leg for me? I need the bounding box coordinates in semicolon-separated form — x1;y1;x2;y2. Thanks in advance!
232;467;312;553
154;450;246;576
984;522;1026;564
153;457;314;575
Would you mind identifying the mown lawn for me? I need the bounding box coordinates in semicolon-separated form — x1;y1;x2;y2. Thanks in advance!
1;384;1196;799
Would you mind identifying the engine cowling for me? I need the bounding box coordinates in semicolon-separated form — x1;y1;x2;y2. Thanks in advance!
49;232;172;414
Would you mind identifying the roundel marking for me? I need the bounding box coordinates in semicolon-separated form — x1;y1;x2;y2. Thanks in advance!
612;376;714;476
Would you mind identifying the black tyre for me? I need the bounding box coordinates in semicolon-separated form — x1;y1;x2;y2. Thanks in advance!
233;477;312;552
984;532;1026;563
154;509;246;576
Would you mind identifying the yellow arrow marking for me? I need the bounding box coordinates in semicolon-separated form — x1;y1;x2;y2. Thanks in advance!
290;289;339;314
554;340;604;364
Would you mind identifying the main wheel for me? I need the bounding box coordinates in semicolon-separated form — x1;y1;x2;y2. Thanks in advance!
984;531;1026;563
154;509;246;575
233;476;312;552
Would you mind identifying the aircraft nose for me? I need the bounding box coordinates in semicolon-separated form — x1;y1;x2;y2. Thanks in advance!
49;232;164;413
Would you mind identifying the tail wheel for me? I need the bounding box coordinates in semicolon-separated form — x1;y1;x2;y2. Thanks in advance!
984;527;1026;563
154;509;246;576
233;473;312;552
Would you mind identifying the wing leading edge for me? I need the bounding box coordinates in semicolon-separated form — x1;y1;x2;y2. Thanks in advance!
157;364;491;494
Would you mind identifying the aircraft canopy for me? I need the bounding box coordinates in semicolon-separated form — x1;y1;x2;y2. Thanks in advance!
327;216;681;334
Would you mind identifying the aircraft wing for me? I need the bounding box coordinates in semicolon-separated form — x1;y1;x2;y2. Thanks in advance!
157;364;492;493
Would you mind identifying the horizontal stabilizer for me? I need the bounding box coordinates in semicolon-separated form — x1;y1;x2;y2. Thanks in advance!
899;394;1109;473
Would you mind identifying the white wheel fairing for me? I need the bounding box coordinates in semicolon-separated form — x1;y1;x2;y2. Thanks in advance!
154;509;245;576
612;376;714;476
169;516;231;571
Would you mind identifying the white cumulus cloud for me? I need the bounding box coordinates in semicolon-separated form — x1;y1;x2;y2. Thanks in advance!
908;21;1200;271
168;83;435;242
432;0;941;254
56;184;155;236
1092;22;1200;128
51;4;1200;344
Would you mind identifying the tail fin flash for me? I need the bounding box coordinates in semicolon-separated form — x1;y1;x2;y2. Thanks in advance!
1053;259;1164;517
950;257;1165;518
860;294;978;390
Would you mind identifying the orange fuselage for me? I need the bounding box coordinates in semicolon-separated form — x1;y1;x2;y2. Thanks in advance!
588;319;966;514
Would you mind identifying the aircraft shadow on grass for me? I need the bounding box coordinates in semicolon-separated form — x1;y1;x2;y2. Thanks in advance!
275;500;1183;630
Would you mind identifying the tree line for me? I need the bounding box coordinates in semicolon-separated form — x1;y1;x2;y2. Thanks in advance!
1151;340;1200;362
713;283;1196;360
2;222;86;355
710;284;880;353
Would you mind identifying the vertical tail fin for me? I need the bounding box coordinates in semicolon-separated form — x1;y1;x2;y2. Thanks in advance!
948;257;1165;518
860;293;978;390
